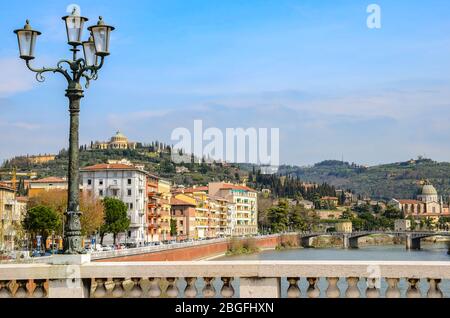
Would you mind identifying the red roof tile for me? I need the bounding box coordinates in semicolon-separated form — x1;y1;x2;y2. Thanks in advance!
170;198;196;206
81;163;139;171
219;184;257;192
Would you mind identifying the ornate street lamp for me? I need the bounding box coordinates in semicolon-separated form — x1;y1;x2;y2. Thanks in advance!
14;14;114;254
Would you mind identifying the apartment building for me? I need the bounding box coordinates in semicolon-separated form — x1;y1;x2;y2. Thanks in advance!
170;194;197;240
80;163;148;246
0;183;27;251
209;182;258;236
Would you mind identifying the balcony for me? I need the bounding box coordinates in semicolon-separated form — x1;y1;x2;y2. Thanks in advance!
0;260;448;298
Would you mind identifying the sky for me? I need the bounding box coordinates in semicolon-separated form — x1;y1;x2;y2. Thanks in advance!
0;0;450;166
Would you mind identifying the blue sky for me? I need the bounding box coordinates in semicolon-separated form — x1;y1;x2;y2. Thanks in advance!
1;0;450;166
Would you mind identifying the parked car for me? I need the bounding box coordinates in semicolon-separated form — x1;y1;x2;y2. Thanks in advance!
101;245;113;251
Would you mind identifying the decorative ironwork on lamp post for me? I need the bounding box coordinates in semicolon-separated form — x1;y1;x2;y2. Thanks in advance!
14;13;115;254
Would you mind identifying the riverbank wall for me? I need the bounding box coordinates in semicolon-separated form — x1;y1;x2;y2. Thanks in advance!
95;234;296;262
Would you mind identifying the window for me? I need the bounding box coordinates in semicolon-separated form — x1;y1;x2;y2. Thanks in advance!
113;180;118;185
128;179;132;185
99;190;103;196
87;179;92;185
130;203;133;209
99;180;103;185
128;189;132;196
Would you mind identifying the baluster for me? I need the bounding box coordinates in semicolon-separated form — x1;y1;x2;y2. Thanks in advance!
111;279;125;298
129;278;143;298
306;277;320;298
287;277;301;298
93;278;107;298
220;277;235;298
14;281;27;298
31;280;46;298
184;277;198;298
166;278;179;298
345;277;360;298
202;277;216;298
326;277;340;298
427;279;443;298
406;278;421;298
385;278;401;298
148;278;162;298
0;281;11;298
365;278;380;298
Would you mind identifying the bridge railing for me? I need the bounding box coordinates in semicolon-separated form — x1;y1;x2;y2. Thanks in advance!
0;260;448;298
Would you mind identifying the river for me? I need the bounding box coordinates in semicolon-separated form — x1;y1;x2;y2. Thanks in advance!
212;243;450;297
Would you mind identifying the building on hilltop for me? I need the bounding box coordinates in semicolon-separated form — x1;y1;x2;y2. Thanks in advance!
389;181;450;221
91;131;137;150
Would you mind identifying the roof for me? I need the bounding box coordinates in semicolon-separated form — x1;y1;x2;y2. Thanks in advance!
421;184;438;196
321;196;339;200
0;182;15;192
218;184;257;192
16;196;29;203
170;198;196;206
397;199;423;204
182;186;208;193
30;177;67;183
81;163;142;171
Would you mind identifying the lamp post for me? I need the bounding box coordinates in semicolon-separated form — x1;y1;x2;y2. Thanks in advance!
14;13;114;254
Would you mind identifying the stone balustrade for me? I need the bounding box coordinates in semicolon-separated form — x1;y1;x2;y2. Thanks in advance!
0;260;448;298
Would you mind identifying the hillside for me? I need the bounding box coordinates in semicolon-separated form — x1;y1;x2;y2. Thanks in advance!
0;147;245;187
278;158;450;200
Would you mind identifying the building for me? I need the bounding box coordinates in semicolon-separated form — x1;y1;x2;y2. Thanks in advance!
298;200;314;210
170;194;197;240
321;196;339;206
80;163;148;246
0;183;27;252
335;221;352;233
28;177;68;198
394;219;411;231
91;131;137;150
27;154;56;164
314;209;345;220
208;182;258;236
389;181;450;221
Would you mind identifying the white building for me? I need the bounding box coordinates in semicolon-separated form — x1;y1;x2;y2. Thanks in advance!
80;162;148;246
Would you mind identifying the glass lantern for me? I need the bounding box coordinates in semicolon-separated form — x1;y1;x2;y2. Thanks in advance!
13;20;41;60
88;17;115;56
62;14;89;46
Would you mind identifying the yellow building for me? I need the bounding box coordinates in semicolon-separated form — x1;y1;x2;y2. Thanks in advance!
209;182;258;236
335;221;352;233
0;183;27;251
28;154;56;164
92;131;137;150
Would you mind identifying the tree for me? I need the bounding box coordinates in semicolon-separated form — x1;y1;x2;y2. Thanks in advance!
101;197;130;245
267;200;289;233
170;219;177;237
383;206;403;219
28;189;104;236
23;205;60;250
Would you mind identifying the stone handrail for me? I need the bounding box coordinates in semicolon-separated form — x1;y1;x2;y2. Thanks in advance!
0;260;448;298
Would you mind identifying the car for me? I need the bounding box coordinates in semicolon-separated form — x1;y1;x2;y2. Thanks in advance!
101;245;113;251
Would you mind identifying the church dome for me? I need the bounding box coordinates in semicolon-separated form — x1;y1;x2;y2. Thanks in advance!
421;184;437;196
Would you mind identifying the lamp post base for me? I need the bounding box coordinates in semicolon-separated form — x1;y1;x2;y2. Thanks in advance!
51;253;91;265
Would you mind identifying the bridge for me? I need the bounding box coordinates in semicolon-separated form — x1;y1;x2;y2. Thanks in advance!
298;231;450;250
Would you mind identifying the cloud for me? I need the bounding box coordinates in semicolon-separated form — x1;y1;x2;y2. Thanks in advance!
0;58;35;97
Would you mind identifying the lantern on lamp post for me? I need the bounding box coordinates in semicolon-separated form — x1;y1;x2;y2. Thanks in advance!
14;14;115;254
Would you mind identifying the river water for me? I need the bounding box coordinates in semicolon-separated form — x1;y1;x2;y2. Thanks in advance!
212;243;450;297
